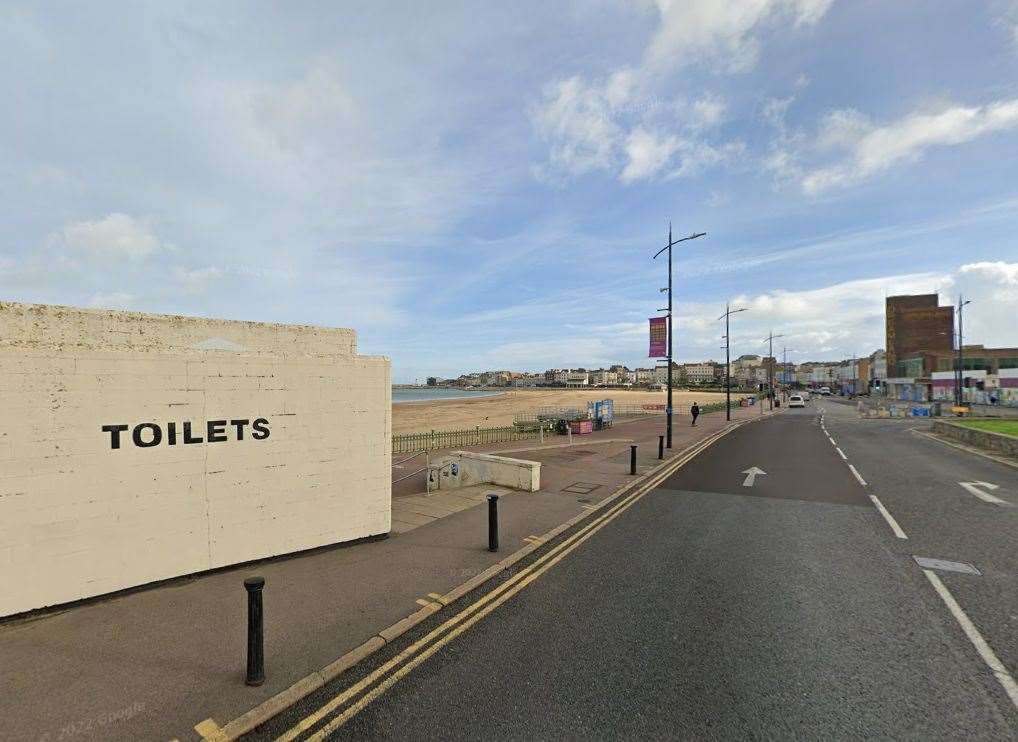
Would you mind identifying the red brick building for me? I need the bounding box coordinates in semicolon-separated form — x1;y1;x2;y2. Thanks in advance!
885;294;953;376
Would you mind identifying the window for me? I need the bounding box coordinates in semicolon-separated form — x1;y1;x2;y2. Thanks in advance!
895;357;924;378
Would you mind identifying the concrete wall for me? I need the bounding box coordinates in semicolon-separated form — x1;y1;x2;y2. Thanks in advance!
933;419;1018;457
429;451;541;492
0;301;390;617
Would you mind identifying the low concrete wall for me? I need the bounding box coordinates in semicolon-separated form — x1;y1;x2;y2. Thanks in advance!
933;419;1018;457
429;451;540;492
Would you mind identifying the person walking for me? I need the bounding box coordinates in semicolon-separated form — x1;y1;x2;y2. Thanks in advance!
691;402;700;426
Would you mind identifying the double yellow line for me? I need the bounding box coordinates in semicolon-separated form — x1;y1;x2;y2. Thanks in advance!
275;424;736;741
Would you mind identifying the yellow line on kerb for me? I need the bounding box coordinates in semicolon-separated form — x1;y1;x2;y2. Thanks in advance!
275;426;734;741
194;718;225;741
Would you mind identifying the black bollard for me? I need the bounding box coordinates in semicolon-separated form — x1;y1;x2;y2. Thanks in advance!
658;435;664;460
487;494;499;552
630;444;638;475
244;576;265;686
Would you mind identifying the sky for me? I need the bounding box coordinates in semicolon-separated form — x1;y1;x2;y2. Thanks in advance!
2;1;1018;382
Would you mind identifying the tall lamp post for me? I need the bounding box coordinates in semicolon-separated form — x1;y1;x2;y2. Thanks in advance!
956;296;971;406
763;331;785;411
719;305;748;421
781;346;797;390
653;225;706;448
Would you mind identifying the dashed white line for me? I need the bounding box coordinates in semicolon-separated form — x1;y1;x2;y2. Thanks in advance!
869;494;908;539
923;569;1018;711
816;421;907;541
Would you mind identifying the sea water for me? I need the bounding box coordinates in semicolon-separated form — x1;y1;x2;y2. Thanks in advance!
392;388;503;404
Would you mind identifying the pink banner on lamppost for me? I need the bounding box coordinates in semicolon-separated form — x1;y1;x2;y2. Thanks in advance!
649;316;667;357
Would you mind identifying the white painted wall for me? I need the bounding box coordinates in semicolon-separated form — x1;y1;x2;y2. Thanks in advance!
0;302;390;617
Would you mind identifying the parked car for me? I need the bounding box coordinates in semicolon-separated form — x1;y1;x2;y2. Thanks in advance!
789;394;805;408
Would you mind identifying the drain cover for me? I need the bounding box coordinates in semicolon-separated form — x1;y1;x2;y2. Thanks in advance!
561;482;602;495
913;556;981;575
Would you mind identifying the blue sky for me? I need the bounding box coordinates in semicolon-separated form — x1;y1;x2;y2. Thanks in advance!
2;1;1017;382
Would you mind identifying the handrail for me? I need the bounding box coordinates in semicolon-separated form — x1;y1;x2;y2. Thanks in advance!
392;450;426;468
392;466;428;484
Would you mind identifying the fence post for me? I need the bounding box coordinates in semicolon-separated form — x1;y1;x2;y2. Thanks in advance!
539;426;544;445
658;435;664;460
630;445;638;475
425;452;431;494
430;429;435;451
476;425;480;445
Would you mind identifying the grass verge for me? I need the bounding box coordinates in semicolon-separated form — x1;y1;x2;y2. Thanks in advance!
955;419;1018;437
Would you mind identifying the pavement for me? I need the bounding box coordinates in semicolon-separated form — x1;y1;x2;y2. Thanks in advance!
245;401;1018;740
0;403;767;741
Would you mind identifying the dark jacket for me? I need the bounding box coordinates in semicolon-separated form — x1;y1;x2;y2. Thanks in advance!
691;404;700;417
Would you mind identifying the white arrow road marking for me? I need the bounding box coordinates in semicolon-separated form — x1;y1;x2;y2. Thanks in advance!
958;481;1012;506
742;467;766;487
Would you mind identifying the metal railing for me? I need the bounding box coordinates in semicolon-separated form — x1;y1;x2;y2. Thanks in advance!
391;450;429;483
392;424;552;454
395;402;736;454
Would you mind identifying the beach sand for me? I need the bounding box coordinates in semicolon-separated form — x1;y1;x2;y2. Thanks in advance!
392;388;739;434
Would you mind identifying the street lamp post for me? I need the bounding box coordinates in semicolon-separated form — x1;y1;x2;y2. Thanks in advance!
956;295;972;406
719;305;748;421
763;331;785;411
653;225;706;448
781;346;797;391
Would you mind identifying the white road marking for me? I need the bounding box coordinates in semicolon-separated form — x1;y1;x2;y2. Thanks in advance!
958;481;1012;506
741;467;767;487
835;447;847;459
829;436;837;446
848;464;867;486
923;569;1018;711
869;494;908;539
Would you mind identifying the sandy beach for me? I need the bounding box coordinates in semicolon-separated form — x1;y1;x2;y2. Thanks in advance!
392;388;739;434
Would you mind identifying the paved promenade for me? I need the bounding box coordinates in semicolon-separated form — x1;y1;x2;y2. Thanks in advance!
0;404;769;742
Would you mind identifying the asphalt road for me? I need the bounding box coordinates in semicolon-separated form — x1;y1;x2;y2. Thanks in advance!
247;405;1017;740
819;399;1018;693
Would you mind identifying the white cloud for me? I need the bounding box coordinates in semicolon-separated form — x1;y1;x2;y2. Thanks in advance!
532;0;831;184
175;266;225;294
50;213;165;260
621;127;682;182
531;76;623;176
646;0;833;74
996;0;1018;48
86;292;136;309
687;262;1018;360
954;262;1018;344
795;99;1018;195
691;93;727;130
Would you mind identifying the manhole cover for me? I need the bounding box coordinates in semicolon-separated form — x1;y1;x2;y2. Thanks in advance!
561;482;602;495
